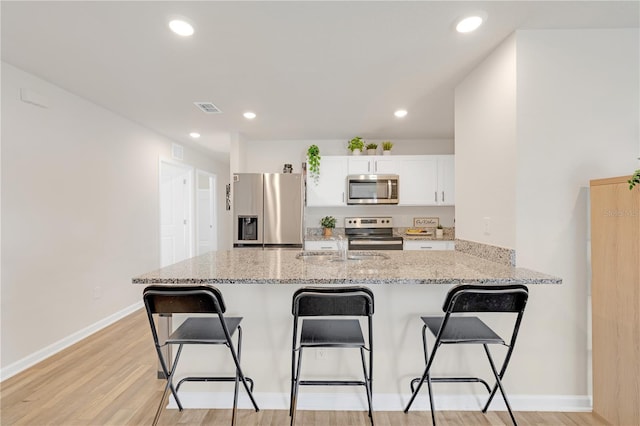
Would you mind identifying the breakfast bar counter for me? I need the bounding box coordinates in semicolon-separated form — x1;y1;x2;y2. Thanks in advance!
132;248;561;411
132;249;561;285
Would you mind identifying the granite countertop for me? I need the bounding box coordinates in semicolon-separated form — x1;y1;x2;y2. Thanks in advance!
132;249;561;285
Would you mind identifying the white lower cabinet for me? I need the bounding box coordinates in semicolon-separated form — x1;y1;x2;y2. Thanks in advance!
304;240;338;251
403;240;455;251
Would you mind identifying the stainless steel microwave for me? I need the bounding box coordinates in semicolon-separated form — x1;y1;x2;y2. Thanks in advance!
347;174;399;205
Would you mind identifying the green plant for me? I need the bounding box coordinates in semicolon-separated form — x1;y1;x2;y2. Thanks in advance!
347;136;365;152
382;141;394;151
320;216;336;229
365;143;378;150
629;169;640;190
307;145;320;183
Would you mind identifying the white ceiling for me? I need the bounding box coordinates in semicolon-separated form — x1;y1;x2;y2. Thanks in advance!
2;1;638;157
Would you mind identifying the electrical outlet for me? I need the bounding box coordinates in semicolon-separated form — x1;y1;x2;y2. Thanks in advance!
483;217;491;235
316;348;327;360
93;286;102;299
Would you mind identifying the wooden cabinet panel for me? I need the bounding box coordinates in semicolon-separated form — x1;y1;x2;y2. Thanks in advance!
590;176;640;426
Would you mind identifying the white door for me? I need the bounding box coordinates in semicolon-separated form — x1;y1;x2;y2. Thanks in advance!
160;161;193;267
196;171;217;254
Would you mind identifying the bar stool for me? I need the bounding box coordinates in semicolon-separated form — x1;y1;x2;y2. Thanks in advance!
289;286;375;426
404;284;529;426
143;285;260;426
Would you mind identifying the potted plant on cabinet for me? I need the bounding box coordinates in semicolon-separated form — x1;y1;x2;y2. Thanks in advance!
366;143;378;155
347;137;365;155
307;144;321;184
320;216;336;237
382;141;394;155
436;224;444;239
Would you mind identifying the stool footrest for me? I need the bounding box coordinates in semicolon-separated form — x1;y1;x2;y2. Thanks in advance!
299;380;366;386
410;376;491;393
177;376;255;392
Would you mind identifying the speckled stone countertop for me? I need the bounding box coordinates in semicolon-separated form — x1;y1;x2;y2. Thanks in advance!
132;249;561;285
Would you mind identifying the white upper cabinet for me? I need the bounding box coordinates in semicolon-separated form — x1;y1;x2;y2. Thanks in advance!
437;155;455;206
306;156;348;206
397;156;439;205
347;156;401;175
307;154;454;207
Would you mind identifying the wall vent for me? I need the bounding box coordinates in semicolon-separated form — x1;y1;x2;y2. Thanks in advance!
194;102;222;114
172;143;184;160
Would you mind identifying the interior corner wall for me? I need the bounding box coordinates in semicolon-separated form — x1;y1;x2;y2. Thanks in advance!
0;62;229;374
513;28;639;396
454;34;517;249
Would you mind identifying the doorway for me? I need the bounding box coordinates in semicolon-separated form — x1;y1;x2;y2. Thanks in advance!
196;170;218;254
159;160;194;267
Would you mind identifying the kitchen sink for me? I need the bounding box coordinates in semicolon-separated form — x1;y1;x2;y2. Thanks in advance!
296;251;390;262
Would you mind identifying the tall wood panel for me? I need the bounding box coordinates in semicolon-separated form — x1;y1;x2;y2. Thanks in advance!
590;176;640;425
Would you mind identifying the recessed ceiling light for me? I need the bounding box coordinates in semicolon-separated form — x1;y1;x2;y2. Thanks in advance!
189;132;200;138
394;109;408;118
169;20;194;37
456;15;484;33
243;112;257;119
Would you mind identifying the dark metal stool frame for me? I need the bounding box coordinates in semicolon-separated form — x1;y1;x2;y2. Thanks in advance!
404;284;529;426
143;285;260;426
289;286;375;426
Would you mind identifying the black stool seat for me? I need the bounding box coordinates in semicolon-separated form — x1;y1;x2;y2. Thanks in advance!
168;317;242;344
301;319;365;347
143;285;259;426
290;287;375;426
405;284;529;426
421;316;505;344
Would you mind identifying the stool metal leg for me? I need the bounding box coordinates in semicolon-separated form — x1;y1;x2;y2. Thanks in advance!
226;326;260;415
231;326;243;426
482;344;517;426
290;347;304;426
153;344;184;426
360;347;374;424
404;342;440;415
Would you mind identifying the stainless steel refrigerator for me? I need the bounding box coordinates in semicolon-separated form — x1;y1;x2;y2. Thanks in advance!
233;173;303;247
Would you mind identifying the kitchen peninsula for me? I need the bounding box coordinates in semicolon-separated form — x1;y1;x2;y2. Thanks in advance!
133;249;560;285
133;248;560;411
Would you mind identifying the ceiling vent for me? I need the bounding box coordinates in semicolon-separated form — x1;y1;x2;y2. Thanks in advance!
194;102;222;114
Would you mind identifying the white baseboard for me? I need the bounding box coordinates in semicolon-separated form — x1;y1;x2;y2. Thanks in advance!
0;301;143;382
167;391;592;412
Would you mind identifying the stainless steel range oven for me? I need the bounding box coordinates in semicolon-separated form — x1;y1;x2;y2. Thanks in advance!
345;216;403;250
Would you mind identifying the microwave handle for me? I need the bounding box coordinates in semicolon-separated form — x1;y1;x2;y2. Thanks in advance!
388;180;392;199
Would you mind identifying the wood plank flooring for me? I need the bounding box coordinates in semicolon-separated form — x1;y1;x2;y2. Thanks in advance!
1;309;607;425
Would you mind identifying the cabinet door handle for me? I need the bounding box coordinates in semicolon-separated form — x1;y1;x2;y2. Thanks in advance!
442;191;445;203
342;192;345;203
368;162;371;172
420;246;433;250
374;161;377;172
435;191;438;202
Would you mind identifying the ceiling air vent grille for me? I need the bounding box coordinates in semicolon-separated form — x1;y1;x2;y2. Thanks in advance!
194;102;222;114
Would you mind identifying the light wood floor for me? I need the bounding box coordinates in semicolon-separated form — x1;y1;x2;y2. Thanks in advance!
1;309;607;425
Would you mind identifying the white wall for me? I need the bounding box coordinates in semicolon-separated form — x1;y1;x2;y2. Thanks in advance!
0;63;230;376
455;35;517;249
514;28;639;395
455;29;639;397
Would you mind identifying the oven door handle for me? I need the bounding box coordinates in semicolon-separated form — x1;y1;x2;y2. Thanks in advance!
350;239;403;246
